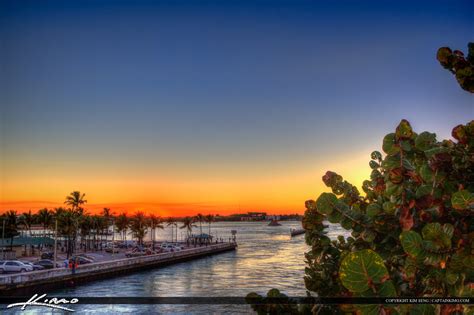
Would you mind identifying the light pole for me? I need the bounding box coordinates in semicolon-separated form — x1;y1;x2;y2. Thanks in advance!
170;225;173;243
112;219;115;259
53;219;58;268
1;219;5;259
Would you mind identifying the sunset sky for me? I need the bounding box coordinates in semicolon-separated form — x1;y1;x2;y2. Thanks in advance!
1;0;473;216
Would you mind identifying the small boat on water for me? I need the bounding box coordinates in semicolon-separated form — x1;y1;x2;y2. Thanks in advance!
290;228;305;237
268;219;281;226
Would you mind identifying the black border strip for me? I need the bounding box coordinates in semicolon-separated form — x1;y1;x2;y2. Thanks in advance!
0;297;471;305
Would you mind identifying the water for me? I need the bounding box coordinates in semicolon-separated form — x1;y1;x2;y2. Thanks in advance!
3;221;348;314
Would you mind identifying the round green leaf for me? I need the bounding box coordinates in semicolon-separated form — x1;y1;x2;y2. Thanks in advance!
366;203;381;217
451;190;474;210
424;146;448;158
422;223;452;249
400;140;412;152
415;185;432;199
400;231;423;257
415;132;437;151
339;249;389;292
357;280;397;297
382;201;396;215
420;164;434;183
382;133;399;155
370;151;382;161
422;223;442;240
341;217;353;230
316;192;337;214
328;209;343;223
369;160;379;169
382;155;401;171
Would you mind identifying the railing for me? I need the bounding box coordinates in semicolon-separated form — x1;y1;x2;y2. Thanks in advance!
0;243;235;286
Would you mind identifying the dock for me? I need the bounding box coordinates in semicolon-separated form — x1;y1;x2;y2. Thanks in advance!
290;228;305;237
0;242;236;294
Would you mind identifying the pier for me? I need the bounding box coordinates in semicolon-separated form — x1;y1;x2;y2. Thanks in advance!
0;243;236;293
290;228;305;237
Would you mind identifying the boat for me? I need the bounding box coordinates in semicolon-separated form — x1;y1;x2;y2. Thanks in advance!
290;228;305;237
268;219;281;226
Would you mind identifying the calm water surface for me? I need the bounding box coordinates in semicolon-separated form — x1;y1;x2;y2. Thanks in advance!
4;221;347;314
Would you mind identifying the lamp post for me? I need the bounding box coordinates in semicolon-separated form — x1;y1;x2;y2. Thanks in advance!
112;219;115;259
1;219;5;259
53;219;58;268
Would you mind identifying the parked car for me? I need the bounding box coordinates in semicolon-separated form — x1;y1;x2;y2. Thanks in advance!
0;260;34;273
40;252;54;259
159;243;182;252
105;246;119;253
72;256;94;265
119;240;137;248
76;254;95;261
34;259;58;269
22;261;44;271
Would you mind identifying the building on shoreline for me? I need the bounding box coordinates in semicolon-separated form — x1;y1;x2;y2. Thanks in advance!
240;212;267;221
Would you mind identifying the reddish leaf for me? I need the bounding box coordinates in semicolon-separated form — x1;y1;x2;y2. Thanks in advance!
400;207;414;231
389;168;404;184
452;124;467;144
416;195;434;209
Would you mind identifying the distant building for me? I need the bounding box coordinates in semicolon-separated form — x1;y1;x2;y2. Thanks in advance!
265;215;280;221
240;212;267;221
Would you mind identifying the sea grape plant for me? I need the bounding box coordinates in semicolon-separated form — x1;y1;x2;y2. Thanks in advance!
437;42;474;93
248;120;473;314
305;120;473;314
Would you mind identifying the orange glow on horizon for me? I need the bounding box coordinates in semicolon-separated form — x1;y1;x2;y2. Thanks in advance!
1;149;373;217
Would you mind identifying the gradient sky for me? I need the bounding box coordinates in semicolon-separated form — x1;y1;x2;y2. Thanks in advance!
1;0;473;216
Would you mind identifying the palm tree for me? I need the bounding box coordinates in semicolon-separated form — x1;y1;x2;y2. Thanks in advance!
55;207;80;258
148;214;164;249
37;208;53;238
20;210;35;236
101;208;113;244
64;191;87;214
129;212;147;245
166;217;178;242
91;215;102;249
115;212;129;241
205;214;215;236
96;216;108;248
195;213;204;235
2;210;20;251
180;217;196;239
79;215;92;252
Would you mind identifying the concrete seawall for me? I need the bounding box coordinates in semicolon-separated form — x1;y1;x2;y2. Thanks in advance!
0;243;236;294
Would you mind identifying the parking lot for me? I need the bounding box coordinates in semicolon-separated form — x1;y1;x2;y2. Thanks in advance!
0;240;220;275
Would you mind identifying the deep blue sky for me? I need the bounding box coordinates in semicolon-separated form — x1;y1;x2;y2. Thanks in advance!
1;0;473;212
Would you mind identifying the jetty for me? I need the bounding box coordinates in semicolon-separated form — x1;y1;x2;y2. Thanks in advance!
0;242;236;293
290;228;305;237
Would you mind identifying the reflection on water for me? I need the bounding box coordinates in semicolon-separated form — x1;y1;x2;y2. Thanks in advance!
3;221;349;314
